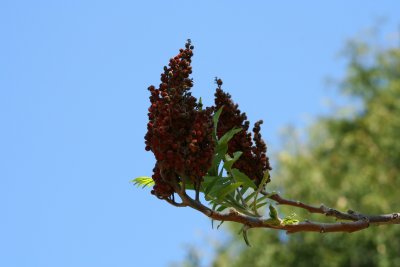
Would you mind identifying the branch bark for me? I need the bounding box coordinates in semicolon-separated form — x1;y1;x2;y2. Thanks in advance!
163;186;400;234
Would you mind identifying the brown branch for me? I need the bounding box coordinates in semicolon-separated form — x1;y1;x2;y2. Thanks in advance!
282;220;370;234
161;185;400;234
164;196;187;207
262;191;400;226
176;189;374;234
262;191;361;221
159;170;400;234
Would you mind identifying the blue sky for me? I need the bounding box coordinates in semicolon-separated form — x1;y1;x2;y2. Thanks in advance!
1;1;399;266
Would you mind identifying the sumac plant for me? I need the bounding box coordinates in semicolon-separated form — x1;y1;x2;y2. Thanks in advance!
133;40;400;245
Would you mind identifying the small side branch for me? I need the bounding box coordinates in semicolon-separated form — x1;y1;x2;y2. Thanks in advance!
262;191;360;221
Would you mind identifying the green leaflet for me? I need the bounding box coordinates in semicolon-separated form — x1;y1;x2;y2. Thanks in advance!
131;176;154;188
203;175;222;184
215;182;243;201
216;220;225;229
282;218;300;225
223;151;243;170
269;204;278;219
244;191;258;204
236;186;249;203
253;196;268;207
204;176;230;198
198;97;203;111
218;127;242;150
209;153;223;177
210;127;242;176
255;201;268;209
223;195;256;216
230;169;257;189
208;107;224;176
251;170;270;211
209;109;242;176
242;227;251;247
212;106;224;141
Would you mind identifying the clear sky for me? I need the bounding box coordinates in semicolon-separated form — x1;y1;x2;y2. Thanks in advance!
1;1;399;266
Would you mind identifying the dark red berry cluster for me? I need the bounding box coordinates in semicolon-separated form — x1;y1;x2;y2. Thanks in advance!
150;163;174;198
214;79;272;185
145;40;215;198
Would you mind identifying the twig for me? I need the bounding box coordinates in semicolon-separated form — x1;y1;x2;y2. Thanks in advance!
261;191;360;221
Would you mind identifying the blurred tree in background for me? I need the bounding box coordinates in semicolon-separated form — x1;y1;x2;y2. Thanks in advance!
181;33;400;267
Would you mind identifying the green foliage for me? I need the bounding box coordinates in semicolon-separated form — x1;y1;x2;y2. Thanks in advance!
205;37;400;266
282;213;300;225
131;176;154;188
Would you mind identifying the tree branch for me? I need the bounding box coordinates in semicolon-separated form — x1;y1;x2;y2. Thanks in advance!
163;185;400;234
164;196;187;207
262;191;400;226
261;191;360;221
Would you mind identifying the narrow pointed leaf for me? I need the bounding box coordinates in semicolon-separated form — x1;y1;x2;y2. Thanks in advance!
132;176;154;188
244;191;258;204
215;182;243;201
224;151;243;171
218;127;242;147
231;169;257;189
216;220;225;229
255;201;268;209
212;106;224;140
243;228;251;247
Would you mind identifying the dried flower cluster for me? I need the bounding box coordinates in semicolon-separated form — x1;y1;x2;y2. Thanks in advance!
145;40;215;198
145;41;271;198
214;79;271;185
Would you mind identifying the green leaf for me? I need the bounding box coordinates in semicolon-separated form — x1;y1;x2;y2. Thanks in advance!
251;194;269;205
255;201;268;209
204;177;230;198
218;127;242;148
209;153;223;176
216;220;225;229
236;186;249;203
213;106;224;140
203;175;221;184
208;107;226;176
244;191;258;204
269;204;278;219
223;196;256;216
230;169;257;189
131;176;154;188
257;170;270;193
215;182;243;201
209;127;241;176
198;97;203;111
251;170;270;211
224;151;243;171
242;227;251;247
282;213;300;225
